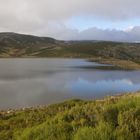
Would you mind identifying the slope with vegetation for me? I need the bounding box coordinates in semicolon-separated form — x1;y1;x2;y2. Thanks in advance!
0;32;140;69
0;93;140;140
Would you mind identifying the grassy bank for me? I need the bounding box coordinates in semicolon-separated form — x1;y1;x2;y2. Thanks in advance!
0;92;140;140
89;57;140;70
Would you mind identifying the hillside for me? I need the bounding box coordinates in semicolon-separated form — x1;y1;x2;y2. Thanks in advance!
0;32;63;57
0;32;139;59
0;32;140;69
0;93;140;140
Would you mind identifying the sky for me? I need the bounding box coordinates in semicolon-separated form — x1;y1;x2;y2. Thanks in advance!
0;0;140;42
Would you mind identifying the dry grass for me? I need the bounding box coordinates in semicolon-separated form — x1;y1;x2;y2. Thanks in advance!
90;57;140;70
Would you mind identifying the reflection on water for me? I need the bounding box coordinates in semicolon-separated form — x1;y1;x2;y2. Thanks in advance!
69;79;140;98
0;58;140;109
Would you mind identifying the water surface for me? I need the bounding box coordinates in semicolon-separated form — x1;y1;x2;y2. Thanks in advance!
0;58;140;109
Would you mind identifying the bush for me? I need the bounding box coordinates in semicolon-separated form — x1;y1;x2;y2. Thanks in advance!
0;95;139;140
74;122;114;140
16;120;73;140
102;106;118;126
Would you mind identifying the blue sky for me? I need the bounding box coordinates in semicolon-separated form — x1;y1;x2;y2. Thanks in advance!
67;16;140;31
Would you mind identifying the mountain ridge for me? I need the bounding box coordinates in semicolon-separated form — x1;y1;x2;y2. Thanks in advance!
0;32;140;68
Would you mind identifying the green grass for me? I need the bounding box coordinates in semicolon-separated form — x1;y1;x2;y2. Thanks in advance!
0;94;140;140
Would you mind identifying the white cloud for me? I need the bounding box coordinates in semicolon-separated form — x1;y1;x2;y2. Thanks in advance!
45;26;140;42
0;0;140;21
124;26;134;32
0;0;140;41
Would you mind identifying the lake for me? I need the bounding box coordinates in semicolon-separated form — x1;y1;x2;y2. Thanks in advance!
0;58;140;109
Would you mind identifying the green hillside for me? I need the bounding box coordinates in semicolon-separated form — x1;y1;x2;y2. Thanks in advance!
0;32;140;70
0;32;140;63
0;93;140;140
0;32;63;57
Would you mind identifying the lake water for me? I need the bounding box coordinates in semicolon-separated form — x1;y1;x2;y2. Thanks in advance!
0;58;140;109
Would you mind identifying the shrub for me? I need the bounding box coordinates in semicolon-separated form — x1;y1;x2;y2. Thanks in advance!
74;122;114;140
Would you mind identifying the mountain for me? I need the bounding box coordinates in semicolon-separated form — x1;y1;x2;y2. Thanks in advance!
0;32;65;57
0;32;140;66
0;32;56;47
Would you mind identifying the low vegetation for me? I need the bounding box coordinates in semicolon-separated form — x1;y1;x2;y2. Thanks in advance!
89;57;140;70
0;93;140;140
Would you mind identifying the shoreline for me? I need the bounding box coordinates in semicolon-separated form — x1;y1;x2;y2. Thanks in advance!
1;91;139;114
0;91;139;140
89;57;140;70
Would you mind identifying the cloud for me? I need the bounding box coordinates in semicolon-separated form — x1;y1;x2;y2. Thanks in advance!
46;26;140;42
1;0;140;21
0;0;140;41
75;27;138;42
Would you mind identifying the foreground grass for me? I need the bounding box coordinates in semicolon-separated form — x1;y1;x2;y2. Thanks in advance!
0;93;140;140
